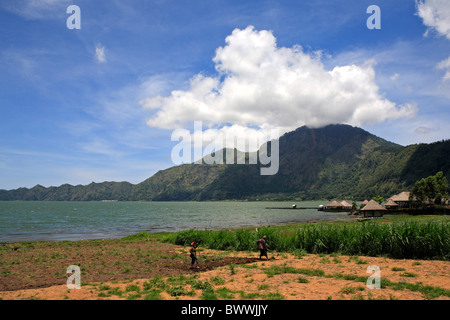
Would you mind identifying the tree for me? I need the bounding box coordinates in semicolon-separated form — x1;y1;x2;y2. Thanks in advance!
410;172;449;208
424;175;438;206
410;178;427;208
435;171;448;205
372;195;384;204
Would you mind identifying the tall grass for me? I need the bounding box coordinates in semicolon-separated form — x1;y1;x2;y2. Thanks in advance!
163;221;450;260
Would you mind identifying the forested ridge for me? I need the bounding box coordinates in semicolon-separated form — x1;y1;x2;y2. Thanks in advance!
1;124;449;201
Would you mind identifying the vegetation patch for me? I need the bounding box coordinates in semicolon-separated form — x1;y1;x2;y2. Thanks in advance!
163;220;450;260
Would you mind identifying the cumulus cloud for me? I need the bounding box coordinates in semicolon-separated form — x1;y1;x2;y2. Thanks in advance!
142;26;417;147
416;0;450;39
95;44;107;63
416;1;450;81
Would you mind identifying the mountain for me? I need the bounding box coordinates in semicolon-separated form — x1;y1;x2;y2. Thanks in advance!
1;124;449;201
0;181;134;201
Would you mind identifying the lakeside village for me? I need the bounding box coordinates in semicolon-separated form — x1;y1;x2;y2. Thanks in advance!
317;190;449;220
268;172;449;220
314;171;449;220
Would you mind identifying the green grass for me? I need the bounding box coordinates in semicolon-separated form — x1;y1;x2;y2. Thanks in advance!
340;286;365;294
144;289;163;300
229;264;236;275
90;267;450;300
257;284;270;290
380;279;450;300
200;282;217;300
297;276;310;283
238;291;261;299
166;285;188;297
330;272;450;300
162;219;450;260
125;284;140;292
215;287;235;299
392;267;406;271
210;276;225;285
265;292;284;300
400;272;418;278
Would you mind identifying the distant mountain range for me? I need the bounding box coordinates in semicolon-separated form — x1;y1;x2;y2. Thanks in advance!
1;124;449;201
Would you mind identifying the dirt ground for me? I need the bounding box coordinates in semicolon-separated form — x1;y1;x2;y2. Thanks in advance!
0;238;258;291
0;239;449;300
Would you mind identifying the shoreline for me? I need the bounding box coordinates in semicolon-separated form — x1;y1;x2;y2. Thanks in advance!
1;213;448;245
0;215;357;245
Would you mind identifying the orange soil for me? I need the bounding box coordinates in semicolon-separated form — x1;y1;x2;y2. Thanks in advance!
1;247;449;300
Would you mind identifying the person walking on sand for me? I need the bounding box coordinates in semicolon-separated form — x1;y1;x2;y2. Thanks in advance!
257;236;270;260
190;242;200;269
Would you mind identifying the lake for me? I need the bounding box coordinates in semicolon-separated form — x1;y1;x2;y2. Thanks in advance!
0;201;353;242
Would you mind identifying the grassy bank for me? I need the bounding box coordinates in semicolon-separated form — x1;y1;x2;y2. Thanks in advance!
162;217;450;260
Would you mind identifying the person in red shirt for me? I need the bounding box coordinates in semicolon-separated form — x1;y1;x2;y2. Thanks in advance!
189;242;200;269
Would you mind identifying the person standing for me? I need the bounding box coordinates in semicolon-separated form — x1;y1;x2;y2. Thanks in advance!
257;236;269;260
189;242;200;269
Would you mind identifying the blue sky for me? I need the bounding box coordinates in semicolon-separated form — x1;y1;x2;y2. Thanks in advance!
0;0;449;190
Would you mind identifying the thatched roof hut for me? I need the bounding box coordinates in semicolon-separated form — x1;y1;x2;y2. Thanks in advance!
325;200;344;209
360;199;386;217
389;191;411;207
384;199;399;209
340;200;352;209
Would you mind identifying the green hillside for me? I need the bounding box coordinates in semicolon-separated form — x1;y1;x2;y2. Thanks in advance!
1;124;449;201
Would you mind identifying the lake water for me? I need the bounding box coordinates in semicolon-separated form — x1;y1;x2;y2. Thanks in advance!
0;201;353;242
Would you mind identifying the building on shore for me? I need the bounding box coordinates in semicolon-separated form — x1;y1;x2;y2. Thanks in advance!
389;191;411;208
384;198;399;210
340;200;353;210
360;199;387;217
324;200;345;211
360;199;369;207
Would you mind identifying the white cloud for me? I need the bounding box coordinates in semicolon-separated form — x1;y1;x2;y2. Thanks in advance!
415;126;432;134
390;73;400;82
78;139;124;157
95;44;107;63
1;49;41;82
416;0;450;40
142;26;417;143
436;56;450;81
416;1;450;81
1;0;71;20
